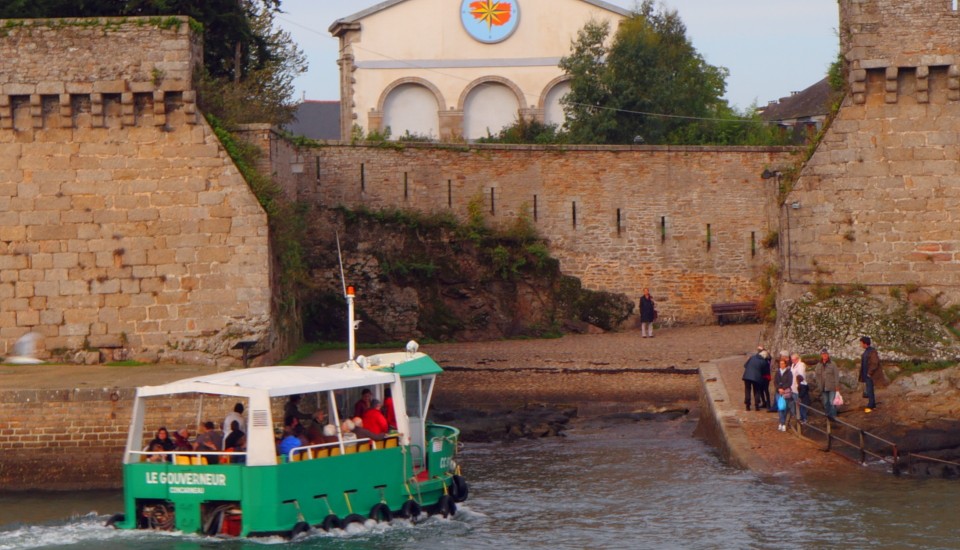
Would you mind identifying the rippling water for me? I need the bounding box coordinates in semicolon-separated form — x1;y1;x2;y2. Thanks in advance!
2;418;958;549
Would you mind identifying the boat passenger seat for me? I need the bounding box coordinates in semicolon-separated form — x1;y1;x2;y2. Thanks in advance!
330;447;342;457
175;455;191;465
314;448;330;458
191;456;208;465
344;445;357;455
357;442;371;453
384;437;398;449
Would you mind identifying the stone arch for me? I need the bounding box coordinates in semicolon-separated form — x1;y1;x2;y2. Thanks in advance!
458;76;526;140
539;75;572;127
376;77;446;140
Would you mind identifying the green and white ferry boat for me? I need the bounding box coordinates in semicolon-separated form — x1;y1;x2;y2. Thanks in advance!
107;288;467;538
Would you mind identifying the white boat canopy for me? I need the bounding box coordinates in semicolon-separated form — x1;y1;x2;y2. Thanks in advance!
135;365;398;399
126;364;410;466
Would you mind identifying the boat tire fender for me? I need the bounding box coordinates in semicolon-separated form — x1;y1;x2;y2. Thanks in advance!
105;513;125;528
342;513;366;527
369;503;392;522
290;521;310;539
399;499;422;519
321;514;341;531
451;475;469;502
436;495;457;518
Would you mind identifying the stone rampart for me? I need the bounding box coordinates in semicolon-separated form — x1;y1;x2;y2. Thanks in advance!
0;19;275;365
783;1;960;293
263;139;796;322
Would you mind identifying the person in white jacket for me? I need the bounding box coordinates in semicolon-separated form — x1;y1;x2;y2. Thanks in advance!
790;353;809;423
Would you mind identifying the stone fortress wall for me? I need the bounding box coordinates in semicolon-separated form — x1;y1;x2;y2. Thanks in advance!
782;0;960;294
0;18;276;365
260;140;795;323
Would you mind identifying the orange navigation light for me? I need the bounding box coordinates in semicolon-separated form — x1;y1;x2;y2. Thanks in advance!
347;286;355;296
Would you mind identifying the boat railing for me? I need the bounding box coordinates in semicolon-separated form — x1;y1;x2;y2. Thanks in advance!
286;434;401;462
130;450;245;465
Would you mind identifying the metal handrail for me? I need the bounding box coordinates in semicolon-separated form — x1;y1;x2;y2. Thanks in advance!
795;401;899;468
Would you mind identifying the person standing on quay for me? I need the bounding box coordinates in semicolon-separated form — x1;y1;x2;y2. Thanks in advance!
859;336;884;412
774;355;794;432
639;288;656;338
791;353;809;423
816;347;840;421
742;349;768;411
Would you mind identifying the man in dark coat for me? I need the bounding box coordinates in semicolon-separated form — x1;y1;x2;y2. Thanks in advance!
639;288;656;338
859;336;883;412
742;350;768;411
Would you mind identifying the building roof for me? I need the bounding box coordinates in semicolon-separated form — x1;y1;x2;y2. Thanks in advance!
331;0;631;29
285;100;341;141
759;77;833;122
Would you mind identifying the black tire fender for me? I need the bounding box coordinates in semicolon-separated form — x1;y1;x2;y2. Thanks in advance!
450;475;469;502
105;513;125;528
369;503;392;522
342;513;366;527
436;494;456;518
290;521;310;539
399;499;422;519
321;514;341;531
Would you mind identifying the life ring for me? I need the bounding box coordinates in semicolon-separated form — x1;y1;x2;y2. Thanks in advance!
320;514;341;531
450;475;469;502
399;499;422;519
290;521;310;538
341;513;366;527
435;495;456;518
368;503;392;522
105;513;125;528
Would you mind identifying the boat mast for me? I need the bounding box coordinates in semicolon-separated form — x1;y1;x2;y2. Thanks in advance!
336;231;358;362
346;285;356;361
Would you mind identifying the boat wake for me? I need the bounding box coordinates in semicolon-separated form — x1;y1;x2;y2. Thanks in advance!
0;507;483;549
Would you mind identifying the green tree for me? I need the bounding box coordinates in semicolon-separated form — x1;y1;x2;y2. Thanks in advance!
560;1;737;145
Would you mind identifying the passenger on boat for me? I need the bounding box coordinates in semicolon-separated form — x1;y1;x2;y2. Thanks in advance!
222;402;245;446
146;442;168;463
195;421;223;464
340;419;358;441
383;389;397;430
284;395;312;422
225;420;245;450
148;427;176;454
278;424;305;457
172;428;193;451
321;424;339;443
352;416;385;441
305;409;328;444
361;400;389;435
353;388;373;418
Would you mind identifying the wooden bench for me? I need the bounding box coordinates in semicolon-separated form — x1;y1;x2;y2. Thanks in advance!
711;302;759;325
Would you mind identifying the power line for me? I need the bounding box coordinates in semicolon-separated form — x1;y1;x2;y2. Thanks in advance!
276;15;773;126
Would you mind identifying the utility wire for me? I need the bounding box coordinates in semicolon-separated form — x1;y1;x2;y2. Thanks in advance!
276;14;774;126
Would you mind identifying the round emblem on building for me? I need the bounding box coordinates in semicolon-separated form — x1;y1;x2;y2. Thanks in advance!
460;0;520;44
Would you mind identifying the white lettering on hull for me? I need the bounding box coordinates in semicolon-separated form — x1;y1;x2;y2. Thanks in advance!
145;471;227;487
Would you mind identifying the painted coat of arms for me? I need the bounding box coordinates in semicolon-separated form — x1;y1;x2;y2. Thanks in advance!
460;0;520;43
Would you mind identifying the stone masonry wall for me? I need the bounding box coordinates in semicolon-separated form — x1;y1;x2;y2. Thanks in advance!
783;1;960;292
0;389;317;490
0;19;275;365
264;140;795;323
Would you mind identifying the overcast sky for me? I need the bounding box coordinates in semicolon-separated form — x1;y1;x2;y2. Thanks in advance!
275;0;839;111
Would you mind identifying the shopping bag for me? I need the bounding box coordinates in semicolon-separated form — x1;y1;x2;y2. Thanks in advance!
777;394;787;411
833;391;844;406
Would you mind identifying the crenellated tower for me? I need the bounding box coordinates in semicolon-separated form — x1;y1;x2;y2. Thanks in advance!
777;0;960;356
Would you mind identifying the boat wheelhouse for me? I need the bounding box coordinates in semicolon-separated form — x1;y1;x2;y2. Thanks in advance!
108;349;467;537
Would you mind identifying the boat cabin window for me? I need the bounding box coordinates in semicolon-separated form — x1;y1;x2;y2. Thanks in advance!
404;377;435;420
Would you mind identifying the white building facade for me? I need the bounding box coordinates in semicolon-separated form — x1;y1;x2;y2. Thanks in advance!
330;0;628;141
